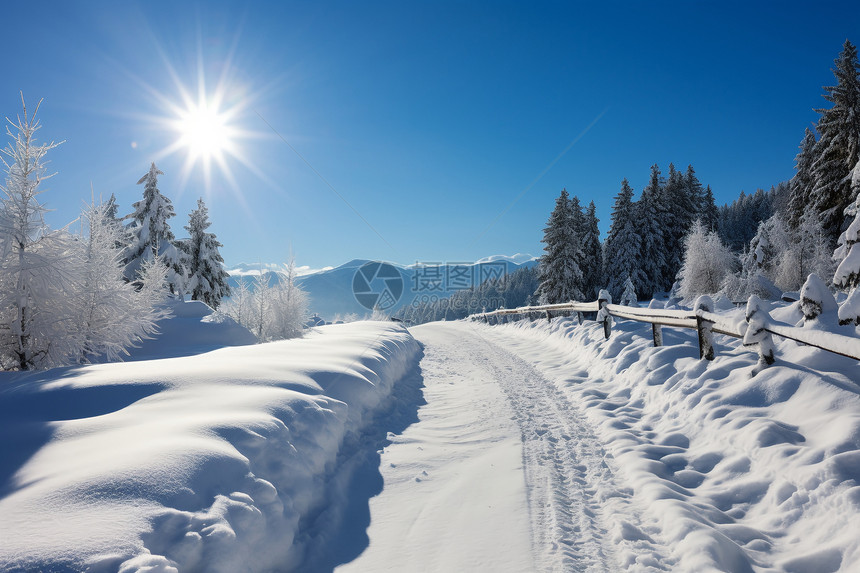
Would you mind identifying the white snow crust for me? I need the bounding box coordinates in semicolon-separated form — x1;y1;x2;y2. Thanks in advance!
478;312;860;572
0;321;419;572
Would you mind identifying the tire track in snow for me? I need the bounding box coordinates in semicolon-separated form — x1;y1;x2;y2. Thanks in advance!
462;321;675;572
466;331;614;571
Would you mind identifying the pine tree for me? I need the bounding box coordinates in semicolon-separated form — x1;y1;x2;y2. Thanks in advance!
604;178;642;300
619;276;637;306
700;185;719;232
684;165;704;214
581;200;603;299
810;40;860;244
787;128;818;229
537;188;584;304
663;163;696;285
179;198;231;309
635;165;667;298
834;184;860;290
124;162;185;294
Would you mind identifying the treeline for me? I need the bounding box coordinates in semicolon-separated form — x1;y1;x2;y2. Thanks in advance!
406;40;860;326
394;265;539;324
539;40;860;327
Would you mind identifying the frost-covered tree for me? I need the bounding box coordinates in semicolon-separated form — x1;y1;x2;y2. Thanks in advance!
179;198;230;309
0;96;74;369
723;216;788;300
678;220;735;300
221;260;308;341
810;40;860;245
124;162;184;294
604;178;642;300
581;200;603;299
774;211;833;292
0;98;168;370
73;200;170;362
537;188;584;303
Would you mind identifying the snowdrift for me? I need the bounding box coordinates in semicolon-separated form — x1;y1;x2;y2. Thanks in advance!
123;299;257;361
481;307;860;572
0;322;419;572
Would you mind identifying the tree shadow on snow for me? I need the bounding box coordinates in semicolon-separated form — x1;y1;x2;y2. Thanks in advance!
297;344;427;572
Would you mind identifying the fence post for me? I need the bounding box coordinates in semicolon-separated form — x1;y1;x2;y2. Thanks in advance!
743;295;775;369
647;300;662;346
694;295;715;360
652;323;663;347
546;310;552;323
577;311;584;325
597;289;612;340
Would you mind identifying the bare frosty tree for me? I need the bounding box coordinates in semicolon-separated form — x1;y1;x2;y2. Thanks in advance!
0;95;75;369
221;259;308;342
72;200;170;363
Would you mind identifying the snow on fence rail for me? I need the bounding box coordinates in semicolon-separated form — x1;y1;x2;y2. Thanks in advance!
469;295;860;366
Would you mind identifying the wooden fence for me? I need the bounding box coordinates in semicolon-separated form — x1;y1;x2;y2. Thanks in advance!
469;296;860;366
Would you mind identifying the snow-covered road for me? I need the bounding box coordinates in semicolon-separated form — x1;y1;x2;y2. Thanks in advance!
340;321;666;572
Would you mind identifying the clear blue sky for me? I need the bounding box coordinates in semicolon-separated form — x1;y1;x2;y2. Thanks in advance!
5;1;859;269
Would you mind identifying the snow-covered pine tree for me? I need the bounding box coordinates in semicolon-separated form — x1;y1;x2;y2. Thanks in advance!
581;200;603;299
537;188;584;304
700;185;719;232
604;178;642;301
677;220;735;300
810;40;860;245
619;276;637;306
635;165;667;299
0;96;77;369
663;163;695;286
787;128;818;229
179;198;231;309
684;165;705;215
124;162;185;294
834;171;860;291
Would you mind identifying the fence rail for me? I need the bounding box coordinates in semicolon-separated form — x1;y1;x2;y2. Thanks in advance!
469;297;860;365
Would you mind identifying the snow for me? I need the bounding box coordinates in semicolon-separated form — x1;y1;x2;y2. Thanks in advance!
476;311;860;571
123;299;256;360
474;253;537;265
338;324;533;572
0;320;419;572
3;291;860;572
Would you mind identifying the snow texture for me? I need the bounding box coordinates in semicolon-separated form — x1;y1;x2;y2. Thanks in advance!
481;309;860;572
0;321;419;572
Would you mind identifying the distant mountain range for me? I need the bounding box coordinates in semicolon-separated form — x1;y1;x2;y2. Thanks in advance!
226;254;538;320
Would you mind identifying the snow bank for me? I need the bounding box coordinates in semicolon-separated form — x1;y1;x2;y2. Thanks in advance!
0;322;419;572
481;310;860;572
123;299;257;360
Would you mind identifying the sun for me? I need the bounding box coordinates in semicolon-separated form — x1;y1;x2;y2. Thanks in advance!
131;41;275;201
175;100;232;162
